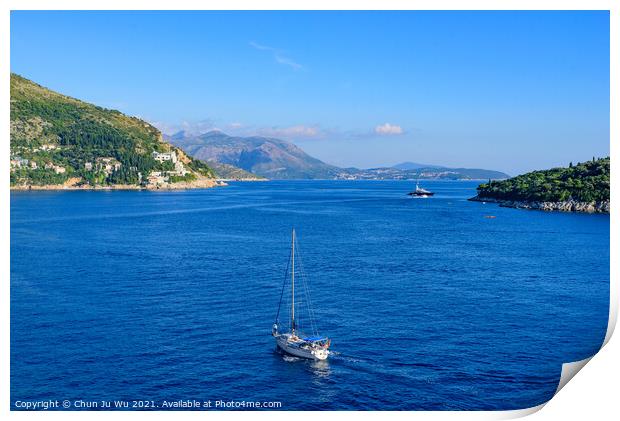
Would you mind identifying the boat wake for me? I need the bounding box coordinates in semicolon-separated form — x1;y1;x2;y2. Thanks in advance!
276;347;364;365
323;350;366;364
282;354;303;363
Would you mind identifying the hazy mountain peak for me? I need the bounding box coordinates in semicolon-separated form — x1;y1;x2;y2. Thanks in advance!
167;131;339;179
392;161;446;170
202;129;228;136
169;130;188;140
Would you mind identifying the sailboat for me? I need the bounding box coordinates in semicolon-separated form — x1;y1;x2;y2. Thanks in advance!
272;229;331;361
408;180;435;197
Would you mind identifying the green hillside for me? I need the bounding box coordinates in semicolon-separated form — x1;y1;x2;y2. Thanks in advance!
475;157;609;203
10;73;214;187
207;161;265;180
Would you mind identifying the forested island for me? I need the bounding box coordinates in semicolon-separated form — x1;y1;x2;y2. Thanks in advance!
10;74;222;190
470;158;610;213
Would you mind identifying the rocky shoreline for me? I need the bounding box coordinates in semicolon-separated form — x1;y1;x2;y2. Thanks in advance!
215;177;268;182
469;196;610;214
10;176;226;191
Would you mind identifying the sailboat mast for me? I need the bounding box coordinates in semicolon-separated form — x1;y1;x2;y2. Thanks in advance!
291;228;295;334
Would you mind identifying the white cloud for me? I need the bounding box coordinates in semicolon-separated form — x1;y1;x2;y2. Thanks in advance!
375;123;404;135
274;55;303;70
152;118;409;143
249;41;270;51
249;41;303;70
154;119;324;141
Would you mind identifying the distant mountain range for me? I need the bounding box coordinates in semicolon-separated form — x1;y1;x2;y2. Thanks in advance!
341;166;510;181
167;131;510;180
167;131;341;179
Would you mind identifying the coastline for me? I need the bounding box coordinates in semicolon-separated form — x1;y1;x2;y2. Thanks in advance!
215;178;268;182
10;177;227;191
469;196;610;214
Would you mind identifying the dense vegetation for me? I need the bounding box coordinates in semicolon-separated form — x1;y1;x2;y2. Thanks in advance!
186;158;216;178
475;158;610;203
168;173;197;183
10;73;214;187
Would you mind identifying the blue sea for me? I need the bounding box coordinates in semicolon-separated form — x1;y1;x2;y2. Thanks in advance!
10;180;610;410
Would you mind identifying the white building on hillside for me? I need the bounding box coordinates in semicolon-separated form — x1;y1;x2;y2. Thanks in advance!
152;151;177;163
172;161;188;176
95;157;121;173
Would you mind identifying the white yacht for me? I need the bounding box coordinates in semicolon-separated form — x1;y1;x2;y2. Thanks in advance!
408;180;435;197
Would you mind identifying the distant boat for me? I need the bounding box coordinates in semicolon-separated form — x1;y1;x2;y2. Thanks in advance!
272;229;331;361
408;181;435;197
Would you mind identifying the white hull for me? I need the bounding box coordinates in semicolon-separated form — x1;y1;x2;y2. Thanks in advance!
275;335;329;361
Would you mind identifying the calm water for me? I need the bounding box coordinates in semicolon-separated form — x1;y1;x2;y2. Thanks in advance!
10;181;609;410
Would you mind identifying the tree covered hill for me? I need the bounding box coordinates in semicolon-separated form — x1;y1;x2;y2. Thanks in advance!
206;161;266;180
10;73;215;188
474;158;610;203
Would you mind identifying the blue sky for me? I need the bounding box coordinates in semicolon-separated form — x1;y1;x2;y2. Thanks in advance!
11;11;609;174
